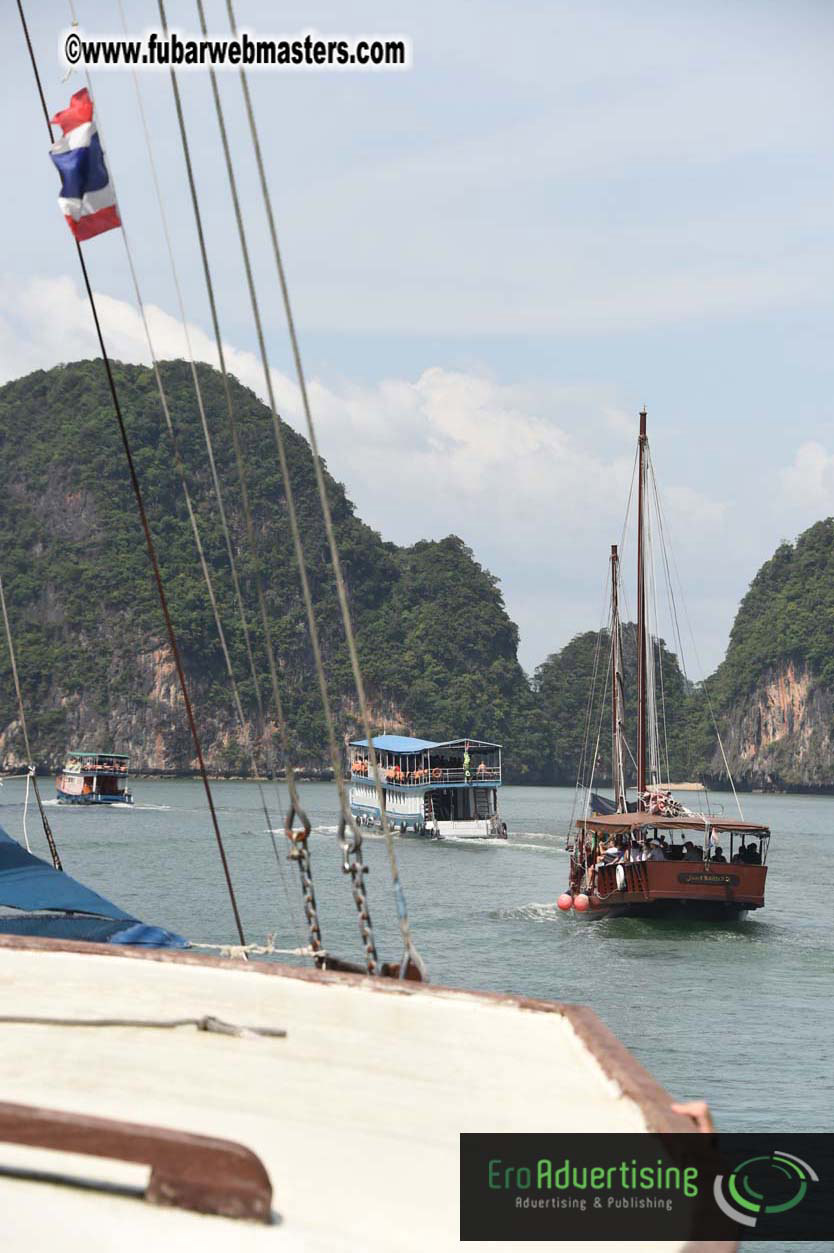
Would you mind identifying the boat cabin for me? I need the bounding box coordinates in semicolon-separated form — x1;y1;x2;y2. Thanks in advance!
571;812;770;917
56;752;133;805
348;735;504;838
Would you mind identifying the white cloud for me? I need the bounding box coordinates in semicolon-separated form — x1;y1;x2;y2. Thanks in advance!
0;274;737;673
780;442;834;513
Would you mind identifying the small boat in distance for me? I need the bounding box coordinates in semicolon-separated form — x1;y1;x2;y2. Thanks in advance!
560;410;771;919
349;735;506;838
56;750;133;805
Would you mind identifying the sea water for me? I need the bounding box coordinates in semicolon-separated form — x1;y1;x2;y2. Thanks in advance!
2;779;831;1252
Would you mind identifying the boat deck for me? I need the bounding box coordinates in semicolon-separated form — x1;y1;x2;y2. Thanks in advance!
0;937;720;1252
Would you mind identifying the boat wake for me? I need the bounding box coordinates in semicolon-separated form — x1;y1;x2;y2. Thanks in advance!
492;902;563;922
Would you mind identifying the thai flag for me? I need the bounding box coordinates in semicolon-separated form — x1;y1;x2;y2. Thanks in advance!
49;88;120;242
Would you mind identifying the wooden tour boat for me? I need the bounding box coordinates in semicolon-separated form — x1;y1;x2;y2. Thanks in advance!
559;411;770;920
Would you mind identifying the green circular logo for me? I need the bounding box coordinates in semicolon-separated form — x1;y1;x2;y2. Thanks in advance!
713;1151;818;1228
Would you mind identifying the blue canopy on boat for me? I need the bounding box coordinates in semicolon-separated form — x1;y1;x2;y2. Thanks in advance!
0;824;187;948
351;735;440;753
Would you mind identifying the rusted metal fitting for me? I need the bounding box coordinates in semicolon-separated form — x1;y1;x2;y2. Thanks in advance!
337;814;363;872
284;804;311;846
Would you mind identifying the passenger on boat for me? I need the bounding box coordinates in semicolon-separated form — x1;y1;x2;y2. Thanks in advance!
740;841;761;864
711;846;727;863
588;839;610;889
476;761;487;778
646;841;665;861
683;841;702;862
602;841;623;865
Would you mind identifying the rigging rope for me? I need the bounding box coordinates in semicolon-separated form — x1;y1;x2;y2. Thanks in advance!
157;2;324;963
100;0;300;943
21;769;32;854
172;0;401;977
16;0;246;943
644;449;672;787
0;576;60;867
648;456;744;820
225;0;424;979
566;567;610;843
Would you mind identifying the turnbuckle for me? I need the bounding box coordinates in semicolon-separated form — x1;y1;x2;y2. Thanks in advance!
284;802;312;857
337;813;365;875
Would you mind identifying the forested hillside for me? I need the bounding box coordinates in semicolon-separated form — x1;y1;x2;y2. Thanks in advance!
1;361;832;790
0;361;541;779
532;623;693;786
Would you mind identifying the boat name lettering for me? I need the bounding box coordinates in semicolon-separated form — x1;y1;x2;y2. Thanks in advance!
677;872;739;886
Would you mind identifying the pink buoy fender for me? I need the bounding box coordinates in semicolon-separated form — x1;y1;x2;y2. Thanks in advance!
573;893;590;912
556;893;573;912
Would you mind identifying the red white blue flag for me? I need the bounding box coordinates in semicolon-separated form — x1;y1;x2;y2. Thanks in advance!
49;88;120;242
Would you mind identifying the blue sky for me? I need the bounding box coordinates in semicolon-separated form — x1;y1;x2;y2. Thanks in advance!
2;0;833;676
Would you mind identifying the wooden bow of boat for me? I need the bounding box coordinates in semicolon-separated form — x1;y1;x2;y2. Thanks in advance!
0;934;729;1252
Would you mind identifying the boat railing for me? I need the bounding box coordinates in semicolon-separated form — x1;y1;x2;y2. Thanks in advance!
349;765;500;785
63;762;129;775
426;767;501;784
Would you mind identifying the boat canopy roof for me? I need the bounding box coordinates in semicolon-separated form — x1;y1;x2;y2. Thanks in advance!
350;735;501;754
69;750;129;759
577;812;769;835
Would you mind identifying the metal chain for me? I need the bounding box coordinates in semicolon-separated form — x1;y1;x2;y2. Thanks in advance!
284;806;324;962
338;817;378;975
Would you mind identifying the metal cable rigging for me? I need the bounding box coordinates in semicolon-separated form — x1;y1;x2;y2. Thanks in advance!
16;0;246;946
100;0;300;937
160;0;413;977
225;0;425;979
156;4;326;966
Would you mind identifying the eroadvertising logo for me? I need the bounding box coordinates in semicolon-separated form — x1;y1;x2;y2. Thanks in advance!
460;1133;832;1242
713;1149;819;1229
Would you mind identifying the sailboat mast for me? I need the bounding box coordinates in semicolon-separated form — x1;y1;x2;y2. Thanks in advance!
636;409;648;805
610;544;626;811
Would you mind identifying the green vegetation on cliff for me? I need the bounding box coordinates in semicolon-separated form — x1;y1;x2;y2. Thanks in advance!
0;361;539;777
709;520;834;702
533;623;693;786
1;361;832;789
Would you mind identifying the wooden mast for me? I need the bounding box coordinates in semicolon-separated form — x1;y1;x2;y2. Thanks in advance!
636;409;648;806
610;544;626;811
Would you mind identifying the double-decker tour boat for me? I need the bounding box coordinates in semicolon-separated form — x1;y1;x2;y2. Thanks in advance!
56;751;133;805
559;411;770;920
349;735;506;838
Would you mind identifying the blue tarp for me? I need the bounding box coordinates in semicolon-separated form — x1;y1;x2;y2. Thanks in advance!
0;915;187;947
0;826;132;918
0;824;187;948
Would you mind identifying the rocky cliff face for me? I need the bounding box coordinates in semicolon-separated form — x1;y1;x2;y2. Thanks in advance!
701;518;834;791
712;662;834;790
